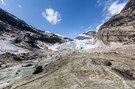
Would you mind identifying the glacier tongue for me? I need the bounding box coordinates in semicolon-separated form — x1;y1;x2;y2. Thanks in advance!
49;39;97;51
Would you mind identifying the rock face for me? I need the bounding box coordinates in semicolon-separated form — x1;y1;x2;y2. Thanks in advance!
0;8;72;53
96;0;135;45
76;31;96;40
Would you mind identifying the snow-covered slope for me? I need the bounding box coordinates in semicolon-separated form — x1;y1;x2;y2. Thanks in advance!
49;39;97;51
0;8;72;54
0;38;28;54
76;31;96;40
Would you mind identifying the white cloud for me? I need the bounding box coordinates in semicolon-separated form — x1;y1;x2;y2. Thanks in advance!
97;0;101;3
96;0;127;31
18;5;22;8
84;26;92;31
42;8;61;25
0;0;5;4
97;0;102;7
104;0;127;20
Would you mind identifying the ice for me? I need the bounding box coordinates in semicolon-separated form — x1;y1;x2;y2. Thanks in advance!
49;39;97;51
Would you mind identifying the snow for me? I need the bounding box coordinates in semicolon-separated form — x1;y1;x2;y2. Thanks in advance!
0;37;28;54
54;33;66;38
49;39;97;51
78;33;90;38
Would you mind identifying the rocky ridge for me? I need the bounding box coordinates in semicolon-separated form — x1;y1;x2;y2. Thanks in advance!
96;0;135;45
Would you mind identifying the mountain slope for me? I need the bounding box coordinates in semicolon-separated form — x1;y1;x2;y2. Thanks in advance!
96;0;135;45
0;8;72;54
76;31;96;40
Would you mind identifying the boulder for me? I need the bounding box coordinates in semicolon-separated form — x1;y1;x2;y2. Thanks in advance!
33;66;43;74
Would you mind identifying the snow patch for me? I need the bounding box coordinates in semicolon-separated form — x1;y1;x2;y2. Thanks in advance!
0;38;28;54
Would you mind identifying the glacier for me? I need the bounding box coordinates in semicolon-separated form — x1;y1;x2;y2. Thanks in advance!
49;39;97;51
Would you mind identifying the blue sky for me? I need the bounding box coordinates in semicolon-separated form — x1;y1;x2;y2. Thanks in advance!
0;0;127;38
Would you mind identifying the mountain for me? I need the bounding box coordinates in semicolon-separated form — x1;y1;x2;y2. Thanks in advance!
96;0;135;45
1;0;135;89
0;8;72;54
76;31;96;40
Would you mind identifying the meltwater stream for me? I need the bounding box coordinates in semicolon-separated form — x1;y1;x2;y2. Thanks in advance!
0;55;56;89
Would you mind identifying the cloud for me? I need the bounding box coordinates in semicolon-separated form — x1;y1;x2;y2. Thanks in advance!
96;0;127;31
97;0;102;7
42;8;61;25
104;0;127;20
97;0;101;3
18;5;22;8
84;26;92;31
0;0;5;4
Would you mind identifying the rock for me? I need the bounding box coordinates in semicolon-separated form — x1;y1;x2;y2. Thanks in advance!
22;64;33;67
16;70;21;75
33;66;43;74
112;68;135;80
95;0;135;45
104;61;112;66
0;52;22;64
76;31;96;40
0;62;2;66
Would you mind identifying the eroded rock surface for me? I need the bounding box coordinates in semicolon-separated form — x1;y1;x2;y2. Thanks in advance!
9;45;135;89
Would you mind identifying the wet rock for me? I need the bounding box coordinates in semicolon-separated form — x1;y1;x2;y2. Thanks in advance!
22;64;33;67
104;61;112;66
112;68;135;80
33;66;43;74
0;62;2;67
16;70;21;75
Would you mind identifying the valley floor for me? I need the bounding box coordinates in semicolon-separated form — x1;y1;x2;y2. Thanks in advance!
2;44;135;89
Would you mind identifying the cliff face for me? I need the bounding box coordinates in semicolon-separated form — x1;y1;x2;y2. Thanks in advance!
96;0;135;44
